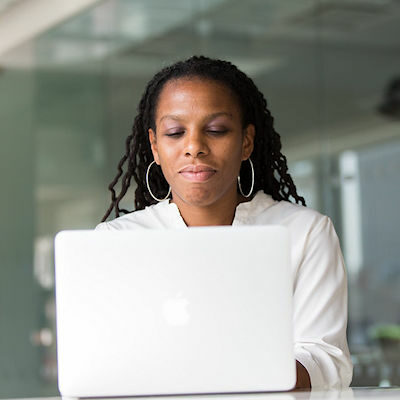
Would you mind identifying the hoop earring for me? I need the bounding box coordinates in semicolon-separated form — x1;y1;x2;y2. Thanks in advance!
146;160;171;202
237;158;254;198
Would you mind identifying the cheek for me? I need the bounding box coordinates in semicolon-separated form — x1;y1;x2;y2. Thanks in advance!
219;136;244;160
217;141;244;179
157;139;178;159
156;141;181;175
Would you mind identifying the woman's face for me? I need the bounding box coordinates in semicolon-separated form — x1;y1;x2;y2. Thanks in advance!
148;77;255;207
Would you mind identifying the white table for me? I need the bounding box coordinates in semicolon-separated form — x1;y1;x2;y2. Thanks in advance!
7;388;400;400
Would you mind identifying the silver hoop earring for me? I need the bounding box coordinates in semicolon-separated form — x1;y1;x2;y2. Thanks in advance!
146;160;171;202
238;158;254;198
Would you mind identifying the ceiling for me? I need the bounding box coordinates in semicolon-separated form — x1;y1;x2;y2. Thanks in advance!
2;0;400;159
3;0;400;69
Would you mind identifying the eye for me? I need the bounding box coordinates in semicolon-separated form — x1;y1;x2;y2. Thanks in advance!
165;131;184;137
207;129;228;135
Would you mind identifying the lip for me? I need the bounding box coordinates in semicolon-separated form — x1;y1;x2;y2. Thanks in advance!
179;164;217;182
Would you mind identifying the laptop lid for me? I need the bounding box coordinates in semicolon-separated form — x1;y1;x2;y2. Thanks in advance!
54;226;296;397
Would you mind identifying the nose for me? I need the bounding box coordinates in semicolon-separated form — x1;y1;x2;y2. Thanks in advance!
184;130;209;158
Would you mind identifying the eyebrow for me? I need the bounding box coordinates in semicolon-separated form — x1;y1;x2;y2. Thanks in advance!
159;112;233;123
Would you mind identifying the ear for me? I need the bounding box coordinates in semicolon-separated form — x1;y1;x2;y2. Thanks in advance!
148;128;160;165
242;124;255;160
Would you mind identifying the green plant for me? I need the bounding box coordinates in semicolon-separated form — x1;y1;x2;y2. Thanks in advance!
369;324;400;341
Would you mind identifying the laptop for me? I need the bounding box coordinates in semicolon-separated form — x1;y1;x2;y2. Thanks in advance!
54;226;296;398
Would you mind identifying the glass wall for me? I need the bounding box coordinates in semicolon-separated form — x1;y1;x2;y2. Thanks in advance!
1;0;399;396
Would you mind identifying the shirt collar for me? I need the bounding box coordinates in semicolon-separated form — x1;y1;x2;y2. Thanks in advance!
233;190;276;224
155;190;276;227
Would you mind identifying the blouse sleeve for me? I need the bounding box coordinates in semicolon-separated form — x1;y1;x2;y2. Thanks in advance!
292;215;353;389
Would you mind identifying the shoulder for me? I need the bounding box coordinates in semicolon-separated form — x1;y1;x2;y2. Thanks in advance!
271;200;336;248
250;193;340;262
274;199;329;230
94;200;174;230
270;200;344;276
251;191;329;233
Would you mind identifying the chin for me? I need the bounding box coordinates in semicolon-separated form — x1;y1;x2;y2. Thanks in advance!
175;181;239;208
176;186;220;207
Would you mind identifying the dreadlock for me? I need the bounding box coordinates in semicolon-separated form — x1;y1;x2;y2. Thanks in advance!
101;55;306;222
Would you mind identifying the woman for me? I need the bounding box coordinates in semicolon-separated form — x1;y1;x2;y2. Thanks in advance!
95;55;353;389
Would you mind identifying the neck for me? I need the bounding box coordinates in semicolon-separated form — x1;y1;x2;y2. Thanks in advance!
171;189;248;227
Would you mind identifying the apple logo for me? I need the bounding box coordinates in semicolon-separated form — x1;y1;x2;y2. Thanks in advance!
162;292;190;326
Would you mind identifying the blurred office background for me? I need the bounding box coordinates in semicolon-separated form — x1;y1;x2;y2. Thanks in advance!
0;0;399;396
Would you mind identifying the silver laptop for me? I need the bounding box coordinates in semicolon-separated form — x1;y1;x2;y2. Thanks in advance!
54;226;296;397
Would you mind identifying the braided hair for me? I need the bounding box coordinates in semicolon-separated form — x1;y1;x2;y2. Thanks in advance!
101;55;306;222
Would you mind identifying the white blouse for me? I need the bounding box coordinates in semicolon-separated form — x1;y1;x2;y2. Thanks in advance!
95;190;353;389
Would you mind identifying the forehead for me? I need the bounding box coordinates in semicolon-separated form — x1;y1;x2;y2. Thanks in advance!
154;77;242;120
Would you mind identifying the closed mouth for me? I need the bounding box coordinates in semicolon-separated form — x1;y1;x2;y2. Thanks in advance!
179;165;217;182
